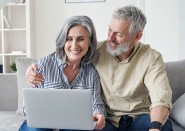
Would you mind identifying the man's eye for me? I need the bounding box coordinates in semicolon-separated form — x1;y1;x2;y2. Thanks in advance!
116;33;122;37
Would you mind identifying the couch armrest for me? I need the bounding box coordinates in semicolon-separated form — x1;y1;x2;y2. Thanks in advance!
0;74;18;111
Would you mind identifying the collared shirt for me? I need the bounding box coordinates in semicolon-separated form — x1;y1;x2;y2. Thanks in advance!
36;53;106;116
94;40;172;127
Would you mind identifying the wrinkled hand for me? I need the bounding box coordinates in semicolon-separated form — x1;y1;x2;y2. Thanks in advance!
93;113;105;130
25;63;43;87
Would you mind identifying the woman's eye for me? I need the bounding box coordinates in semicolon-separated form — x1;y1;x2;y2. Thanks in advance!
66;37;72;41
78;37;84;41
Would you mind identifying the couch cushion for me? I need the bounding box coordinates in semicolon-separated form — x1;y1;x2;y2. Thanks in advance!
15;57;37;115
165;59;185;103
170;118;185;131
170;93;185;128
0;111;25;131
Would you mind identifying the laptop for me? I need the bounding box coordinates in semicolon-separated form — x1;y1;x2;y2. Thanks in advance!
22;88;95;130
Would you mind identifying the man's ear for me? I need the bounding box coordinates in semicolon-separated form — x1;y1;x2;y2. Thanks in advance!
134;32;142;42
130;32;143;48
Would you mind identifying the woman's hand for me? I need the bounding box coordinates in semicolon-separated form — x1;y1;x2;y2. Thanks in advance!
25;63;43;87
93;113;106;130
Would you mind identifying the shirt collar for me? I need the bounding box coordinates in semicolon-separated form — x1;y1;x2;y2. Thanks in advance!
54;53;87;69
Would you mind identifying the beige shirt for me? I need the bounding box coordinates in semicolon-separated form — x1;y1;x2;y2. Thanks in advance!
94;40;172;127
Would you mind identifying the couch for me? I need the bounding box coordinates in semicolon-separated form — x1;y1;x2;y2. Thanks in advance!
0;58;185;131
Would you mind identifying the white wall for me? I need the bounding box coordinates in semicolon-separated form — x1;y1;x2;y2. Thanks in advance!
144;0;185;62
32;0;185;62
180;0;185;60
32;0;142;58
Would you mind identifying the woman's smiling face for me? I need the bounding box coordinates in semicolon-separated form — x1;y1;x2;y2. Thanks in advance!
65;25;89;63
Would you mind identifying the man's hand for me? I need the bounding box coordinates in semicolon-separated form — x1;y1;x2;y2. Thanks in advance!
93;113;105;130
25;63;43;87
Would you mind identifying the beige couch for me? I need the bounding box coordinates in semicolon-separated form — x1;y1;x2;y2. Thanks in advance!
0;58;185;131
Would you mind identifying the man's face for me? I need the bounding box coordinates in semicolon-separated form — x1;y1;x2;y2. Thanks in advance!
106;18;133;56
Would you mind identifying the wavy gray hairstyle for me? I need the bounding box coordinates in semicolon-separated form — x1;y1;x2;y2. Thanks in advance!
113;5;147;36
56;15;97;64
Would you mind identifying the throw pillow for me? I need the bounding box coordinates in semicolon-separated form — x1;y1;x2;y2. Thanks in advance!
170;93;185;128
15;57;37;115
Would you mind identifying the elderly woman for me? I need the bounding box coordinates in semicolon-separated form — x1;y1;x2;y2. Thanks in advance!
19;16;106;131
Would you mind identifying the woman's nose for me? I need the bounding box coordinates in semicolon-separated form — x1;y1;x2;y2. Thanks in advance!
71;40;78;47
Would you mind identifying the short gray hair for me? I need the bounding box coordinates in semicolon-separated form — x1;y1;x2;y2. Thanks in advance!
113;5;147;36
56;15;97;64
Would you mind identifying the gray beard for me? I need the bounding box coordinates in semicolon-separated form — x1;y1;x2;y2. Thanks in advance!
106;41;130;56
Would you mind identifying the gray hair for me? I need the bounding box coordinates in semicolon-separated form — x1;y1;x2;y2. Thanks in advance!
56;15;97;64
113;5;147;36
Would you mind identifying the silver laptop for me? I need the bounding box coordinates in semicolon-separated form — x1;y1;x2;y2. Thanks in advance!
22;88;95;130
